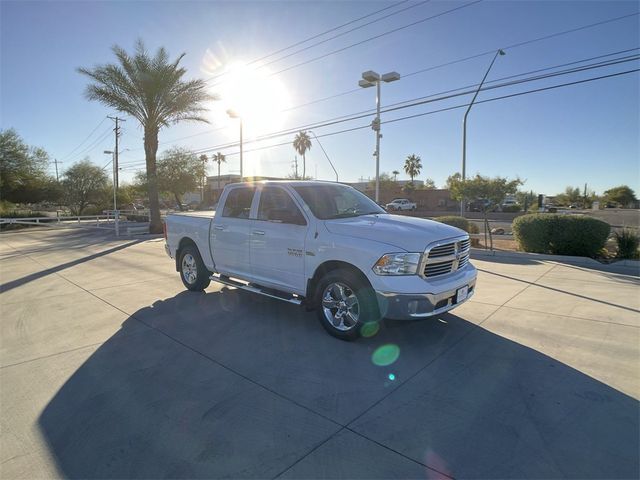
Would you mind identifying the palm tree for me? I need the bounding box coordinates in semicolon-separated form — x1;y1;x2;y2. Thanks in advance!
78;40;211;233
293;131;312;179
392;170;400;181
212;152;226;200
404;154;422;183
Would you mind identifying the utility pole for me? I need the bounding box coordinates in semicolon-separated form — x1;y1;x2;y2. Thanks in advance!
107;116;126;191
52;159;62;182
292;156;299;179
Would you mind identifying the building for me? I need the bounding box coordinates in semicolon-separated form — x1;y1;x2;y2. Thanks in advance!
204;174;286;203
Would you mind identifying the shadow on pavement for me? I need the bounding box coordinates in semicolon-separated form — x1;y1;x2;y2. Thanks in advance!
0;239;143;293
37;290;639;479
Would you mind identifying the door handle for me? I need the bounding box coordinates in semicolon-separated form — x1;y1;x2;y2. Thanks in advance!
214;225;225;231
252;230;265;235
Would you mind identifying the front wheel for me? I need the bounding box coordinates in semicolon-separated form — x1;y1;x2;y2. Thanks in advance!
179;245;211;291
315;269;381;340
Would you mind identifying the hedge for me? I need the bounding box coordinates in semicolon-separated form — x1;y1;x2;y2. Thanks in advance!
435;216;479;234
512;214;610;257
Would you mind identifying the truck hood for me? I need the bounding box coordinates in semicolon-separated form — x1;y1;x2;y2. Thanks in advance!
324;214;466;252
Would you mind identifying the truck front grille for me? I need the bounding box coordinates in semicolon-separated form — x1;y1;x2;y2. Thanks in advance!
423;238;471;278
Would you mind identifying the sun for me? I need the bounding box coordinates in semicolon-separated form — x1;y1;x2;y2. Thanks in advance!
213;62;292;136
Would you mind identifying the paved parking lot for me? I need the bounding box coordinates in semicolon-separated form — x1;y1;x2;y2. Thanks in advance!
1;228;639;479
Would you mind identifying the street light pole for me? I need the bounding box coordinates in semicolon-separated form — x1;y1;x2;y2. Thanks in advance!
227;109;243;179
307;130;338;182
461;49;505;215
358;70;400;203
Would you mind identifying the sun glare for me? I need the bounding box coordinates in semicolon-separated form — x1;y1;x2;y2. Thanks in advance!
213;62;292;137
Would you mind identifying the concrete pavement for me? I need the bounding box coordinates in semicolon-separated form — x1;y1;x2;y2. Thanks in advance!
1;228;638;479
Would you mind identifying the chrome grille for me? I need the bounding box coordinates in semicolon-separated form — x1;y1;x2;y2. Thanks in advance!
423;237;471;278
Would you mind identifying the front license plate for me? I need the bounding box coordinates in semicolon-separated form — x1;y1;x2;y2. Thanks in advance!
456;286;469;303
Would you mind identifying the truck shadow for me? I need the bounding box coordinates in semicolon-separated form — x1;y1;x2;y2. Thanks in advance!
37;290;639;479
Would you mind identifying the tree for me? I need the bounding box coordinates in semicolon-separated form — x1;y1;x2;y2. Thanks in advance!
424;178;436;189
367;172;395;191
0;129;56;203
392;170;400;181
144;147;205;210
62;160;109;215
292;131;312;179
449;174;523;250
79;40;211;233
555;186;581;206
212;152;226;201
603;185;637;207
403;154;422;182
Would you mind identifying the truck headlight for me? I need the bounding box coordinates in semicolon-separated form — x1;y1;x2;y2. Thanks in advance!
372;253;421;275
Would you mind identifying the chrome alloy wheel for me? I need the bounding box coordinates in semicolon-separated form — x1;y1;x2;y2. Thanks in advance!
181;253;198;285
321;282;360;331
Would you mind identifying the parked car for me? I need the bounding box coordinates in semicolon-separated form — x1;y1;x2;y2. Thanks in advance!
164;181;476;340
385;198;416;211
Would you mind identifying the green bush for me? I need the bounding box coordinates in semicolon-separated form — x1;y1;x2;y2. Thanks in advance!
614;229;639;259
501;204;521;212
513;214;610;257
435;216;478;234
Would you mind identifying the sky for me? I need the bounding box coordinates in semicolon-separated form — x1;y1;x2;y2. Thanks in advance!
1;0;639;196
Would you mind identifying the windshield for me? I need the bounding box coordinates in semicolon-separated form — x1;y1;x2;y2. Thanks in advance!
293;184;386;220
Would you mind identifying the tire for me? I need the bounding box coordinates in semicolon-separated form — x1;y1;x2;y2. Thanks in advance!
178;244;211;291
315;269;381;340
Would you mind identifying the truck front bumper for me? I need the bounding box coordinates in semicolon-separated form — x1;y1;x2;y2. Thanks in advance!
374;266;477;320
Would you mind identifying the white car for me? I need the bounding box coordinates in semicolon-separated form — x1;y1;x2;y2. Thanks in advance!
385;198;416;211
164;181;476;340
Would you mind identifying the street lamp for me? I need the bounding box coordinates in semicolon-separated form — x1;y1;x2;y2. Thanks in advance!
358;70;400;203
103;150;117;211
307;130;338;182
461;49;506;215
227;109;243;179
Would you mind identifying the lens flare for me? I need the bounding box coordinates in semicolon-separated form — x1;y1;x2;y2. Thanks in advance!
388;373;396;381
372;344;400;367
360;321;380;338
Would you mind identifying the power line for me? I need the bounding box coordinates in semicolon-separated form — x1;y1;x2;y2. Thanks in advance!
65;127;114;163
211;68;640;159
217;0;411;76
60;117;107;160
249;0;484;80
219;1;432;78
116;56;639;168
120;54;634;173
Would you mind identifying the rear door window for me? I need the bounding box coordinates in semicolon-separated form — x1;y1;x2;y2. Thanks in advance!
222;188;255;219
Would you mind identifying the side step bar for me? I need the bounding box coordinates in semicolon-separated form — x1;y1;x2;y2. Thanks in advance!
210;273;303;305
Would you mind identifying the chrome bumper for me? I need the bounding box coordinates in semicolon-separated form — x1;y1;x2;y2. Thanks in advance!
375;277;477;320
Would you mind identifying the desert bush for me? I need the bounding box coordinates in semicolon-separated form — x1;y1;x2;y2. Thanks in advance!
614;229;640;259
513;214;610;257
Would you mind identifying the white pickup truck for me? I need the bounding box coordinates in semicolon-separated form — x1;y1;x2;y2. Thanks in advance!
164;181;476;339
385;198;417;211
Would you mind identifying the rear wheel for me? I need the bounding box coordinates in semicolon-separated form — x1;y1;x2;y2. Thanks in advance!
179;245;211;291
315;269;380;340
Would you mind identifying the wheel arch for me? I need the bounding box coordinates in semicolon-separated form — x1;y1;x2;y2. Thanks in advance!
305;260;373;309
175;236;199;272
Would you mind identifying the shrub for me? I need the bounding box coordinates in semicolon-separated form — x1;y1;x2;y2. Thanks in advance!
513;214;610;257
501;204;521;212
614;229;639;259
435;216;479;235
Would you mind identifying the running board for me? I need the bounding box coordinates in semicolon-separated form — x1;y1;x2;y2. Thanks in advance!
210;274;303;305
